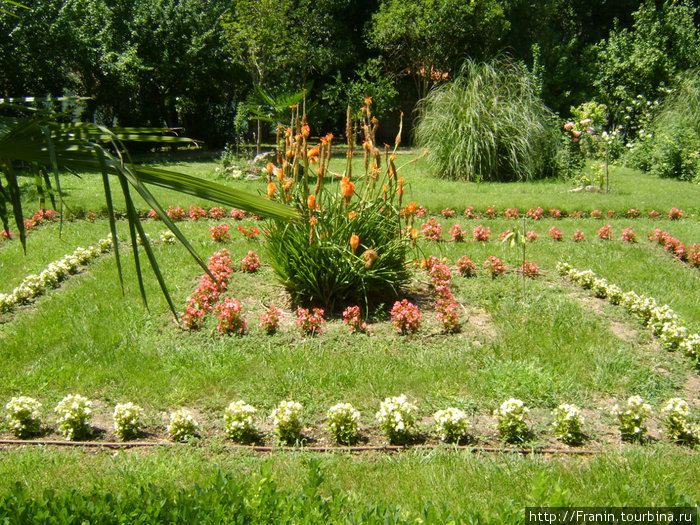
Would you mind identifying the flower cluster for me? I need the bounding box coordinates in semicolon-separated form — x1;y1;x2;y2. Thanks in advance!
390;299;422;335
549;208;562;219
504;208;518;219
611;395;652;443
448;223;467;242
520;260;539;278
621;227;637;243
181;249;234;329
428;263;460;333
296;307;326;335
259;304;282;334
648;228;699;268
342;305;367;333
498;229;512;241
463;206;479;219
168;409;200;442
573;229;585;242
326;403;361;444
484;206;496;218
456;256;477;277
5;396;42;438
376;394;417;444
668;208;684;220
0;239;111;314
215;297;247;335
224;400;258;442
548;227;563;241
590;209;602;219
237;225;261;240
661;398;698;444
239;250;260;273
434;407;470;443
113;402;144;441
526;230;540;242
441;207;455;218
551;404;585;445
210;223;230;243
189;205;206;220
626;208;639;218
484;256;506;277
160;230;177;244
270;400;304;444
15;209;56;234
494;398;529;443
421;217;443;241
230;208;247;220
472;225;491;242
597;224;613;240
209;207;226;220
526;207;544;220
55;394;93;440
166;206;186;221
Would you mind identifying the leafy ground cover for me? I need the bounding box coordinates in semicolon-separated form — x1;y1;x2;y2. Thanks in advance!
0;157;698;519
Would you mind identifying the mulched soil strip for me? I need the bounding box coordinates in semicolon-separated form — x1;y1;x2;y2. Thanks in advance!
0;440;600;455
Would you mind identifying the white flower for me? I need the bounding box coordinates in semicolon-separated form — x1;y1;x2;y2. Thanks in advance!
55;394;93;440
113;402;144;440
327;403;361;444
434;407;470;442
270;400;303;444
376;394;417;443
167;409;199;442
5;396;42;438
223;400;257;441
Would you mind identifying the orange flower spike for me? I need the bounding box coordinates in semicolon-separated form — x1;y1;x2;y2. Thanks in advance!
301;125;310;138
348;211;357;220
284;128;292;138
307;194;316;211
266;162;275;174
407;201;417;215
266;182;276;198
274;168;284;181
341;177;354;198
310;216;317;227
362;140;371;151
349;234;360;254
364;96;372;107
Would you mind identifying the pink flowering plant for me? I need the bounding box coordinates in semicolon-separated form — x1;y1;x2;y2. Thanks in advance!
441;207;455;217
210;223;231;243
548;226;563;241
296;307;326;335
239;250;260;273
215;297;247;335
520;260;539;278
259;304;282;334
504;207;518;219
456;256;477;277
390;299;422;335
166;205;186;222
342;305;368;333
621;227;637;243
209;206;226;220
449;223;467;242
597;225;613;240
573;229;585;242
484;256;506;277
421;217;443;241
526;207;544;220
669;208;684;220
189;205;206;220
472;225;491;242
526;230;539;242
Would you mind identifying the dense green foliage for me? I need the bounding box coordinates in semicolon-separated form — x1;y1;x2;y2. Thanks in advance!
415;61;560;182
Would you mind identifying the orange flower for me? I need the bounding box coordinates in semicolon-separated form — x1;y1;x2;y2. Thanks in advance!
308;146;319;158
350;234;360;253
364;96;372;106
307;195;316;210
363;249;377;268
301;124;310;137
572;130;582;137
274;168;283;181
310;216;317;227
266;162;275;174
348;212;357;220
340;177;355;199
362;140;371;151
410;228;419;241
320;133;334;146
284;128;292;137
267;182;276;198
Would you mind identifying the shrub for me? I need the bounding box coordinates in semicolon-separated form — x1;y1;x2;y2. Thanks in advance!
113;402;144;441
551;404;585;445
661;398;698;444
434;407;470;443
484;256;506;277
504;208;518;219
494;398;529;443
326;403;361;444
472;225;491;242
270;400;303;444
223;401;258;442
210;224;230;243
390;300;422;335
55;394;93;440
168;409;200;442
456;256;477;277
259;305;282;334
520;260;539;278
548;227;563;241
5;396;42;438
375;394;417;444
611;395;652;443
415;60;560;182
239;250;260;273
597;225;613;240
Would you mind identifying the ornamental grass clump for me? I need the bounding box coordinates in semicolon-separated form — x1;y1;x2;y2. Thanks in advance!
55;394;93;440
271;400;304;445
611;395;652;443
434;407;471;443
223;401;258;442
326;403;361;445
551;404;585;445
376;394;417;445
494;398;529;443
265;100;411;312
113;402;144;441
168;409;200;442
661;398;698;444
5;396;42;438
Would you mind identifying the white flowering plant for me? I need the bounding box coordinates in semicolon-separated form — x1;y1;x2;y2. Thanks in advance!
494;398;530;443
611;395;652;443
551;403;585;445
160;230;177;244
223;400;258;442
659;322;687;351
55;394;93;440
167;409;200;442
661;398;698;444
326;403;361;445
5;396;42;438
270;400;304;445
113;402;144;441
433;407;471;443
375;394;417;444
680;333;699;364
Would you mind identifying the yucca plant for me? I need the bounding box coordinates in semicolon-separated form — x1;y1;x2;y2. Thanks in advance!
415;59;560;182
0;96;297;318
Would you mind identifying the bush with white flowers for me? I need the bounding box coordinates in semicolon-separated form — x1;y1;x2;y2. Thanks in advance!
434;407;470;443
659;322;687;351
167;409;200;442
5;396;42;438
113;402;144;441
661;398;698;444
494;398;529;442
270;400;304;444
611;395;652;442
551;403;585;445
376;394;417;444
55;394;93;440
326;403;361;444
592;278;609;299
223;400;258;442
160;230;177;244
680;333;699;363
605;283;624;305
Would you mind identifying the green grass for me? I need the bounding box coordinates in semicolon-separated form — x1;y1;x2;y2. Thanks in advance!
1;157;699;518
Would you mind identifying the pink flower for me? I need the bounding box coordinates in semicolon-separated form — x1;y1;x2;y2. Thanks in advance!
597;225;613;240
504;208;518;219
342;305;367;333
239;250;260;273
573;229;585;242
456;256;477;277
463;206;479;219
549;209;562;219
215;297;247;335
526;207;544;220
421;217;443;241
167;206;186;222
590;209;602;219
230;208;246;220
449;223;467;242
621;227;637;243
259;304;282;334
296;307;326;335
209;207;226;220
189;205;206;220
210;223;230;243
484;256;506;277
473;225;491;242
526;231;539;242
483;206;497;218
441;207;455;218
390;300;422;335
626;209;639;218
520;260;539;278
669;208;684;220
548;227;563;241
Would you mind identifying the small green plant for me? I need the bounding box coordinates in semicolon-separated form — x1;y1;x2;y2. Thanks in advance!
661;398;698;444
270;400;304;445
326;403;361;445
5;396;42;438
55;394;93;440
494;398;529;443
551;404;585;445
113;402;144;441
375;394;417;445
433;407;470;443
167;409;200;442
223;401;258;442
611;395;652;443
